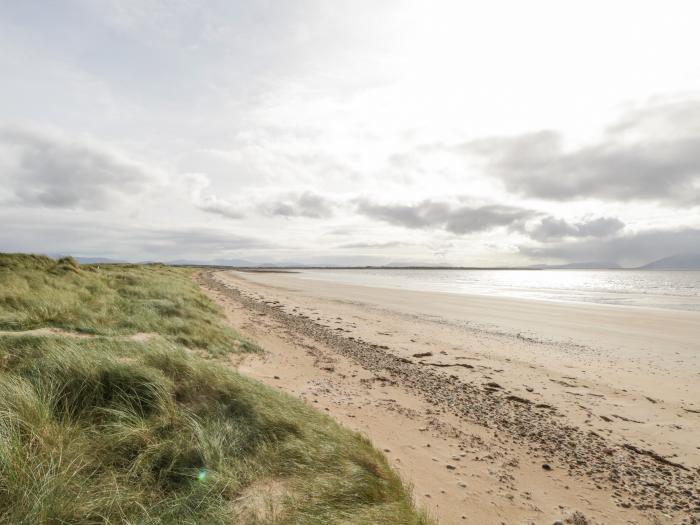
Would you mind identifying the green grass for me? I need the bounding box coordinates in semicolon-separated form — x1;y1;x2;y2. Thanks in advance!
0;254;431;524
0;254;258;354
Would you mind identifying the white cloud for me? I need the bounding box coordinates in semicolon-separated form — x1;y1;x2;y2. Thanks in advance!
185;173;244;219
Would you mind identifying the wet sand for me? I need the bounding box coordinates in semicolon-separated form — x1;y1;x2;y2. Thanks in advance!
199;270;700;525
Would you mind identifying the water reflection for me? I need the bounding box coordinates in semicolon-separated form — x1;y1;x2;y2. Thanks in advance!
297;269;700;312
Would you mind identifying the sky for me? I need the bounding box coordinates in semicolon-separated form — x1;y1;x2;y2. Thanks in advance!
1;0;700;267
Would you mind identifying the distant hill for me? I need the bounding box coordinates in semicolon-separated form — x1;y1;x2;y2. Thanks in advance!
76;257;128;264
640;253;700;270
528;261;622;270
167;258;256;267
50;254;127;264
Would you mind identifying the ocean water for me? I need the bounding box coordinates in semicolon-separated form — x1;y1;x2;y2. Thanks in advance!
294;269;700;312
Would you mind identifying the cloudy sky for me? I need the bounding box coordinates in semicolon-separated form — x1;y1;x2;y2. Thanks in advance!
1;0;699;266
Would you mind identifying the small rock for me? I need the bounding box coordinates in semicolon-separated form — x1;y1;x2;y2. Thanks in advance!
446;464;457;470
273;375;280;379
542;463;552;471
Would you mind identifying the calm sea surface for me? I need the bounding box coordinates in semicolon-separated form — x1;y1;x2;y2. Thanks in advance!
294;269;700;312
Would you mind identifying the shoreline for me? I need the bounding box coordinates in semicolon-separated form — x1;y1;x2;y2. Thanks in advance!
200;270;700;524
286;269;700;314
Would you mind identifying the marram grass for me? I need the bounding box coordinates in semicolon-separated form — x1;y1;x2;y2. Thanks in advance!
0;254;432;524
0;254;259;354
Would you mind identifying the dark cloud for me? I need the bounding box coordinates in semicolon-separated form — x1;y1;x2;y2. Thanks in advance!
196;198;244;219
356;200;449;229
356;199;537;234
461;99;700;204
445;205;537;234
528;216;625;242
0;126;157;209
263;191;334;218
520;227;700;267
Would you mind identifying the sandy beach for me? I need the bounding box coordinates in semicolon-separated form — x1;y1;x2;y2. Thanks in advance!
200;270;700;525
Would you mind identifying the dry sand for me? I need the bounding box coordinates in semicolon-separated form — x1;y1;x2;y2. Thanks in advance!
198;270;700;525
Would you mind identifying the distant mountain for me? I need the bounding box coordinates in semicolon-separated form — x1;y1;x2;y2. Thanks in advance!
76;257;128;264
167;259;256;267
384;261;452;268
528;261;622;270
640;253;700;270
50;254;127;264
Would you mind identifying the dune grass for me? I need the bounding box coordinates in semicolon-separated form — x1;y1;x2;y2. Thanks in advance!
0;253;258;354
0;254;431;524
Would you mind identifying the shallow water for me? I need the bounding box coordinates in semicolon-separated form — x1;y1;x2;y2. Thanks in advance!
294;269;700;312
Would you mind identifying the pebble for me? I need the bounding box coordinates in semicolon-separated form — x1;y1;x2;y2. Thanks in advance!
446;464;457;470
542;463;552;471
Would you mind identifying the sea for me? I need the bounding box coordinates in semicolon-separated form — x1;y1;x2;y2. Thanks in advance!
291;269;700;312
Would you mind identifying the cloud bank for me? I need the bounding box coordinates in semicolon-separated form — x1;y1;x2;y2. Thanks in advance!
520;227;700;266
356;199;537;235
528;216;625;242
0;126;157;209
262;192;335;219
462;100;700;205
